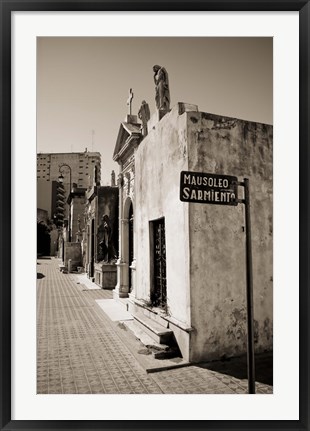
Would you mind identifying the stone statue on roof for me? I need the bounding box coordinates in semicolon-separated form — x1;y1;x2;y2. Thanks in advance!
153;65;170;111
138;100;150;136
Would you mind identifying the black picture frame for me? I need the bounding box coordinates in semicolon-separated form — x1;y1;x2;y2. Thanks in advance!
1;1;308;430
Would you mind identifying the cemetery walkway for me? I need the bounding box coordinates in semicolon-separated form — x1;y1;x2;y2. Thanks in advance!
37;257;273;395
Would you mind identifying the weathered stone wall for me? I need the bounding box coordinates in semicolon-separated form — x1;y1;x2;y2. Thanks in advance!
70;195;86;241
187;112;273;361
135;107;191;327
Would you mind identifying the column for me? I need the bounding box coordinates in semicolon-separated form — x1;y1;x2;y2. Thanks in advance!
129;212;136;300
114;218;129;298
113;169;128;298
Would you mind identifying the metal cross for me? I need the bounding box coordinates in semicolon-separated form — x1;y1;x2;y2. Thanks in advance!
127;88;134;115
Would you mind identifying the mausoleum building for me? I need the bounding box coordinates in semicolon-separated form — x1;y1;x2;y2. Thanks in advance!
84;178;119;289
113;70;273;363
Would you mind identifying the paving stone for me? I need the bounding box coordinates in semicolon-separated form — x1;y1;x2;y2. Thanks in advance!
37;257;273;395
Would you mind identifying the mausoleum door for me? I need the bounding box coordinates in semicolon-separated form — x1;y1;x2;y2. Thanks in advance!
151;218;167;309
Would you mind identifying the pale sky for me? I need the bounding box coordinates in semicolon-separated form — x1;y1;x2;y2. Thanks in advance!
37;37;273;185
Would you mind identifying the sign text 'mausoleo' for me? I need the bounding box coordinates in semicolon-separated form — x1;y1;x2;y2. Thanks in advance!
180;171;238;206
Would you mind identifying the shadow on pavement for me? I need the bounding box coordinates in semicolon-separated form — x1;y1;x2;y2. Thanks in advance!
197;352;273;386
37;273;45;279
37;256;51;260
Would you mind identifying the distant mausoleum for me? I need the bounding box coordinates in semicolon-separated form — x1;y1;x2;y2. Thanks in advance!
84;177;119;289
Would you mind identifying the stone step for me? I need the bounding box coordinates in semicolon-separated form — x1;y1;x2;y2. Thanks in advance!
130;299;169;328
123;320;170;351
140;308;169;328
123;320;181;360
133;312;174;345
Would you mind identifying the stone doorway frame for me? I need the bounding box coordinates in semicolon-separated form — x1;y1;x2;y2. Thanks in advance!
123;197;134;293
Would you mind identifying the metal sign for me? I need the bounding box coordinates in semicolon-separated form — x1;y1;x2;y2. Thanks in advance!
180;171;238;206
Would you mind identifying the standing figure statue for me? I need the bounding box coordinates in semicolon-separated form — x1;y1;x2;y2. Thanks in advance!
138;100;151;136
111;170;116;187
153;65;170;111
97;214;116;263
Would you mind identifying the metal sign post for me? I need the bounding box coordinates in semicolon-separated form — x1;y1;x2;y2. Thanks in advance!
180;171;256;394
242;178;256;394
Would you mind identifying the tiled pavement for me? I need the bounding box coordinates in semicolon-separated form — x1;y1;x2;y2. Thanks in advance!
37;257;273;395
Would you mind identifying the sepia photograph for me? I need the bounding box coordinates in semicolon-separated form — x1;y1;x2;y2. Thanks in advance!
36;36;273;396
0;0;306;426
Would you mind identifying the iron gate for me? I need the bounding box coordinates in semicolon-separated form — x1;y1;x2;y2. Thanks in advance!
151;218;167;309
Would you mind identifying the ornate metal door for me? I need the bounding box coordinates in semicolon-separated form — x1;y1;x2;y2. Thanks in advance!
151;218;167;309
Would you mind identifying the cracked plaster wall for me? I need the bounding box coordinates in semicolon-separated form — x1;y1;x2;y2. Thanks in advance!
187;112;273;362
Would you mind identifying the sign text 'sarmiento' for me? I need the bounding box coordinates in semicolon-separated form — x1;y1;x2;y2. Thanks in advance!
180;171;238;206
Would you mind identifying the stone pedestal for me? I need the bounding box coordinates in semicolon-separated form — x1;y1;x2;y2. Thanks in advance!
94;262;117;290
113;260;129;298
